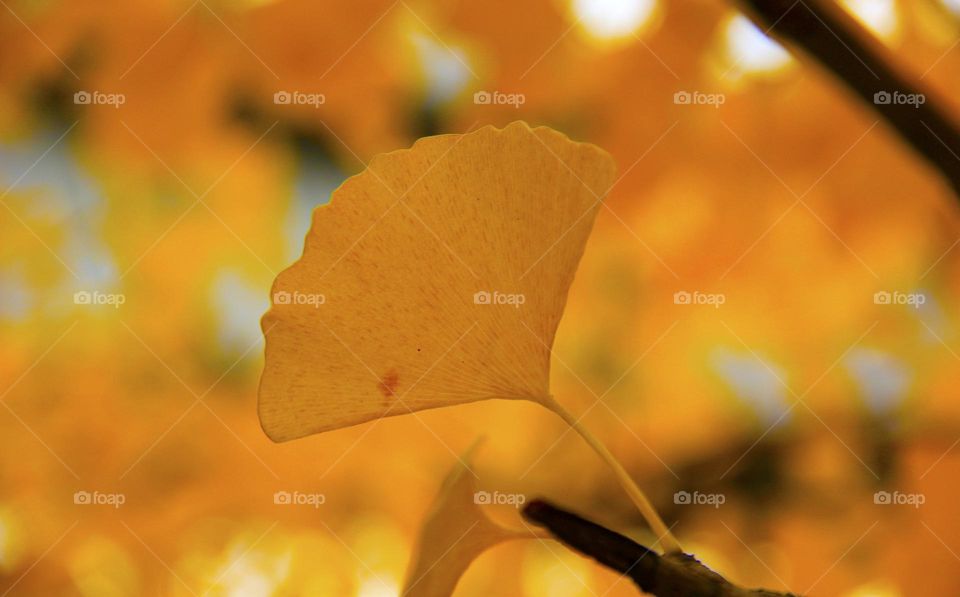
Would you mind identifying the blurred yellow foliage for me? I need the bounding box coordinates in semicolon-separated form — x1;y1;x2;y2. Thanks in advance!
3;0;960;595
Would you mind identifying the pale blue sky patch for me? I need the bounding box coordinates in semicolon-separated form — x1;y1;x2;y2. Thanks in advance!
410;32;472;108
285;155;344;261
2;130;120;313
711;346;792;427
211;270;270;356
0;266;32;321
844;347;910;416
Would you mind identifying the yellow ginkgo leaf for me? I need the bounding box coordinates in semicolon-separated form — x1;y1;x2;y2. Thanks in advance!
259;120;681;553
260;121;613;437
402;439;536;597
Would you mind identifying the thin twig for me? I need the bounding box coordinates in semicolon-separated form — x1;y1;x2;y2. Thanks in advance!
523;499;798;597
736;0;960;198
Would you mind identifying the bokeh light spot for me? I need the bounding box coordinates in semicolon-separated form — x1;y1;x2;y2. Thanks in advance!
0;512;11;570
724;15;793;74
572;0;657;41
841;0;900;40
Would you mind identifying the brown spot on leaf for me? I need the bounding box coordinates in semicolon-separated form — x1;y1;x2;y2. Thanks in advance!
378;370;400;398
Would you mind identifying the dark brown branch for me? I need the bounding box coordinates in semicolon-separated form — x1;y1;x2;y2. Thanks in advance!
523;499;798;597
737;0;960;198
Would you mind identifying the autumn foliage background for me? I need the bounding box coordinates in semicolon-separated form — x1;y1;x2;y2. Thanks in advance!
3;0;960;595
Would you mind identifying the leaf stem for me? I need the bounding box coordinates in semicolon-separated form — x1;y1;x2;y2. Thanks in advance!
540;395;682;554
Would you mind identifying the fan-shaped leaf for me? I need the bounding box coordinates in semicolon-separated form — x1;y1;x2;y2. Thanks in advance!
259;121;614;440
402;440;535;597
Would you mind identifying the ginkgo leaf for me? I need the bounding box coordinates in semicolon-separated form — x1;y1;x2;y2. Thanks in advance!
259;121;681;553
402;439;536;597
259;121;614;439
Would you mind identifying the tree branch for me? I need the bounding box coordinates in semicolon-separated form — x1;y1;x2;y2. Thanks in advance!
736;0;960;198
522;499;798;597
